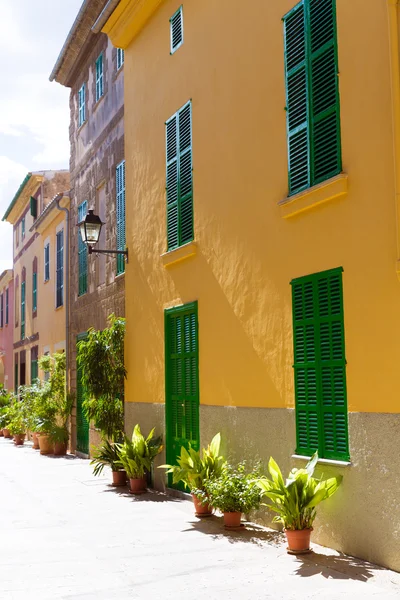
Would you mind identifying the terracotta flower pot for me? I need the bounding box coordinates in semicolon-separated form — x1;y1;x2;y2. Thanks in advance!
112;470;127;487
3;428;11;439
129;477;146;494
38;434;54;455
285;528;313;554
223;511;242;528
192;493;213;517
13;433;25;446
32;432;40;450
54;441;68;456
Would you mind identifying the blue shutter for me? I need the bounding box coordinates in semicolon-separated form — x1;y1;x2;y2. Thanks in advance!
116;161;126;275
78;202;88;295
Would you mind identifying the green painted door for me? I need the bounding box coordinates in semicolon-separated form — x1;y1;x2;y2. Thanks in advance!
165;302;199;489
76;336;89;454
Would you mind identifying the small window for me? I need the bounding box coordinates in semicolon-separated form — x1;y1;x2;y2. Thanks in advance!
21;280;25;341
30;196;37;219
78;201;88;296
170;6;183;54
21;218;25;241
32;271;37;313
96;54;104;102
117;48;124;70
78;84;86;127
44;243;50;282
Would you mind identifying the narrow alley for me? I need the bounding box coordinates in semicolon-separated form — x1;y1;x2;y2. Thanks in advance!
1;438;399;600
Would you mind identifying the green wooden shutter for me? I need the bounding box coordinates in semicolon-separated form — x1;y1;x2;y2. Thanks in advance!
56;230;64;307
31;347;38;383
78;201;88;295
32;271;37;312
309;0;341;184
292;267;349;461
165;302;199;485
284;2;310;194
21;281;25;340
283;0;341;195
166;101;193;250
116;160;126;275
30;196;37;219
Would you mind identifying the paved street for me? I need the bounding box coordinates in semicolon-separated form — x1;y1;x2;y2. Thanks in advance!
1;438;400;600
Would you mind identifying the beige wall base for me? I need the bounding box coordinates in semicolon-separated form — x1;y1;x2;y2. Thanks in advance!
125;402;400;572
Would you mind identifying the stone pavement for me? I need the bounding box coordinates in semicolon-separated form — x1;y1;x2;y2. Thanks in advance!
1;438;400;600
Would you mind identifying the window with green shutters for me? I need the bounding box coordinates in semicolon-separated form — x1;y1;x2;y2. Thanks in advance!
56;230;64;308
170;6;183;54
78;84;86;127
166;101;193;250
21;280;25;341
78;201;88;296
5;288;9;325
21;218;25;241
32;271;37;313
116;160;126;275
31;346;38;383
117;48;124;70
283;0;341;196
291;267;349;461
165;302;200;481
95;54;104;102
44;243;50;282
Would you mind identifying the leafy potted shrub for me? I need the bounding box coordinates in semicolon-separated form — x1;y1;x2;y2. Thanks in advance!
117;424;163;493
159;433;226;516
198;462;263;528
77;315;126;441
90;440;126;486
19;383;42;449
0;388;13;438
8;401;27;446
256;452;342;553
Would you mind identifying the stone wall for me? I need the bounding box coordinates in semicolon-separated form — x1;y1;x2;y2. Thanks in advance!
68;33;125;455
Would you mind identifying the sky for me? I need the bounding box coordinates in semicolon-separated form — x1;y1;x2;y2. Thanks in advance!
0;0;83;272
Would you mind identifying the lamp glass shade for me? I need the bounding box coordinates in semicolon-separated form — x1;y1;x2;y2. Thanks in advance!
78;209;103;246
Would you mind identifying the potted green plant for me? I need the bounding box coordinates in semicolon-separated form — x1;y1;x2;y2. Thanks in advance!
256;452;342;553
19;383;42;449
197;462;263;528
117;424;163;493
159;433;226;516
0;388;13;438
8;402;27;446
90;440;126;486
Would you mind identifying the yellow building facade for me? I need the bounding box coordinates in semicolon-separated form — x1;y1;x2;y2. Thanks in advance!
2;171;70;386
103;0;400;570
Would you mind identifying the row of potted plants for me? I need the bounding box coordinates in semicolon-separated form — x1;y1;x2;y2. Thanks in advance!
90;429;342;553
0;353;73;456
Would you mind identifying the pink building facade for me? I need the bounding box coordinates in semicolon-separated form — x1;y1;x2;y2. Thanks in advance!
0;270;14;391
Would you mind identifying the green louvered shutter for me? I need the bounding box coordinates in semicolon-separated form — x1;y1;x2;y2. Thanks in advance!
284;2;309;194
165;302;199;488
76;335;89;454
21;281;25;341
292;267;349;461
116;160;126;275
78;201;88;296
284;0;341;195
317;270;348;460
309;0;341;184
292;278;319;455
166;101;193;250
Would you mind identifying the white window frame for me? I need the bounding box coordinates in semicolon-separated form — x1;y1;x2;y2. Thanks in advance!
170;6;184;54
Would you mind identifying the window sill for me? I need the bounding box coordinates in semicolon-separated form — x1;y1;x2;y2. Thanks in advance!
93;94;105;113
161;241;197;268
115;271;125;280
77;120;87;133
279;173;348;219
292;454;351;467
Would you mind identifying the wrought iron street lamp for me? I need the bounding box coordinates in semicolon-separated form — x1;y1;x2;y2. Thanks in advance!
78;209;128;262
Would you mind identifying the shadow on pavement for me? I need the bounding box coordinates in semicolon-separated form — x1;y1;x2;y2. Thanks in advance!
183;516;286;548
102;486;182;503
294;551;383;581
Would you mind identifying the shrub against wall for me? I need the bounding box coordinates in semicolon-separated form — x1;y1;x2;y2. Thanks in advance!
77;314;126;440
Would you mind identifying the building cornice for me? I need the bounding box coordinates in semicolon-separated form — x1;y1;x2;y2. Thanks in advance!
50;0;110;87
2;174;43;224
102;0;164;48
0;270;13;288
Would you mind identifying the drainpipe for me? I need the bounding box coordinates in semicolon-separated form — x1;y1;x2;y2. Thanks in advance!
55;194;70;388
387;0;400;278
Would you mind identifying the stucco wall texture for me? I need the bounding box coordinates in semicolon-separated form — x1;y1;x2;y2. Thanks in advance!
115;0;400;571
